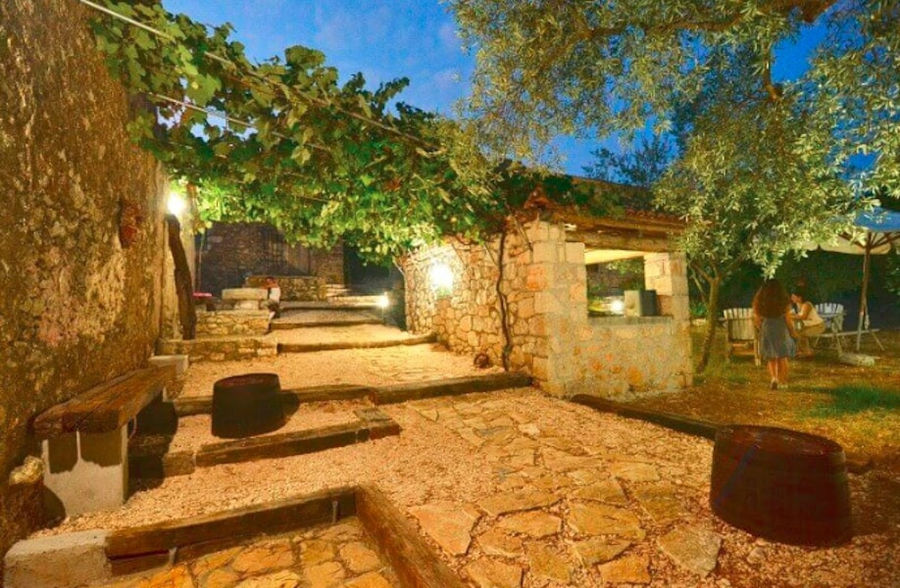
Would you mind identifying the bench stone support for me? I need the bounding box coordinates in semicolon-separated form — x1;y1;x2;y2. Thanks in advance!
42;426;128;517
3;529;110;588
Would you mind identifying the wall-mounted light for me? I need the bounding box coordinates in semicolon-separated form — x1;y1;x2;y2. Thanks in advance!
610;299;625;315
376;294;390;309
167;192;187;217
429;262;454;294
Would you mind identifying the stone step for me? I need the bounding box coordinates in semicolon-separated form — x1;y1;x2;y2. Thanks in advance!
280;300;381;311
277;334;435;353
270;317;382;330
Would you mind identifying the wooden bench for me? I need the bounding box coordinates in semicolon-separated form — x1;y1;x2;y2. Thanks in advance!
33;365;176;517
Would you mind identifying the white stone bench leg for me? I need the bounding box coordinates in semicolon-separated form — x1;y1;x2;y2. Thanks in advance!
41;426;128;517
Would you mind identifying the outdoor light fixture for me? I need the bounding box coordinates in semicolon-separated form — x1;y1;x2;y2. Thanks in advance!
610;299;625;315
167;192;186;216
376;294;390;309
429;262;454;294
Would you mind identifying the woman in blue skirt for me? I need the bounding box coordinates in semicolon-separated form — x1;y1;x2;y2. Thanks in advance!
753;279;798;390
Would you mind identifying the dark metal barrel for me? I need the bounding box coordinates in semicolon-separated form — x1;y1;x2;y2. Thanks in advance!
710;425;851;546
211;373;286;438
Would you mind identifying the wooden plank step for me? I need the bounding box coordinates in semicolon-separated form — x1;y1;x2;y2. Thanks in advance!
373;372;533;405
106;486;356;558
277;334;435;354
33;366;175;439
173;385;375;416
269;318;381;330
356;486;465;588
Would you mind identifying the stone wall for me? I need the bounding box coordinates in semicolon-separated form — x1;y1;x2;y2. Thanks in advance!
0;0;167;561
195;310;271;338
157;337;278;363
405;220;693;399
199;222;344;296
245;275;327;301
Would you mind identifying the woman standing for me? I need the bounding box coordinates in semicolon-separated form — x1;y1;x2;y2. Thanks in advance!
790;288;826;357
753;279;798;390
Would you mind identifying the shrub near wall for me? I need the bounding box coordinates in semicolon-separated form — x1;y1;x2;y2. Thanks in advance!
0;0;166;561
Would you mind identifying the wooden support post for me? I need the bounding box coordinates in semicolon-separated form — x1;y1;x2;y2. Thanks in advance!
166;214;196;340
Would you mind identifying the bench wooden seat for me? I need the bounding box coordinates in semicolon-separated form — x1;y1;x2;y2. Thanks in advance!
33;366;175;440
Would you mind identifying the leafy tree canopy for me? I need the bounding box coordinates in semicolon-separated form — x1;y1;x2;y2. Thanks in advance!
88;1;500;260
452;0;899;200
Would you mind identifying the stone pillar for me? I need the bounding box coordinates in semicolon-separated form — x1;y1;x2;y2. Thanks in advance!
41;427;128;517
643;252;690;321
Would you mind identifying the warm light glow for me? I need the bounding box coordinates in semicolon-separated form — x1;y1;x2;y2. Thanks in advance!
429;262;454;293
167;192;186;216
610;299;625;314
377;294;390;309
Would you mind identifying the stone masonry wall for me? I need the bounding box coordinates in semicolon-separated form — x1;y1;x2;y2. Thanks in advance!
200;222;344;296
245;275;327;301
195;310;271;338
0;0;167;562
405;220;693;399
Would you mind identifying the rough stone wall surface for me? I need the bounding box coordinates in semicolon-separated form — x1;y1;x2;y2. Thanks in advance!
245;275;327;301
0;0;166;562
195;310;271;338
199;222;344;295
157;337;278;363
405;221;693;400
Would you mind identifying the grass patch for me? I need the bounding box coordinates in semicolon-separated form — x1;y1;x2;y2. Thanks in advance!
807;385;900;418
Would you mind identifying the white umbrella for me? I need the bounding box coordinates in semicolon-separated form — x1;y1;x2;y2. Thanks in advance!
813;207;900;350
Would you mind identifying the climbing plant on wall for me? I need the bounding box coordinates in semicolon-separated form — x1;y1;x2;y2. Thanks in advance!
86;1;515;261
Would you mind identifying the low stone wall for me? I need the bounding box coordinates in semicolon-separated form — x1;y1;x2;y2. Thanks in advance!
245;275;327;301
157;337;277;363
404;220;693;400
195;310;270;338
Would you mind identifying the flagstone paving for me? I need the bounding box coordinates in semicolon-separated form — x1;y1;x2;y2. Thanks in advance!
93;518;398;588
43;389;899;587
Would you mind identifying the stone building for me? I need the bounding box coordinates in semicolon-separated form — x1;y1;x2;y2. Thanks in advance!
404;208;692;400
198;222;345;296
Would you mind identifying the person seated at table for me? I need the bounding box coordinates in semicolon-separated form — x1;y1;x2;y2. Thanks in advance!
263;276;281;318
790;288;825;357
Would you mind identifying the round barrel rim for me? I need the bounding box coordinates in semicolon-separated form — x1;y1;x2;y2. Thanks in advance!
716;424;844;457
214;372;281;391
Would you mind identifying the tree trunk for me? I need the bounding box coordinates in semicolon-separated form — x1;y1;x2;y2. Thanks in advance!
166;214;196;340
697;276;721;373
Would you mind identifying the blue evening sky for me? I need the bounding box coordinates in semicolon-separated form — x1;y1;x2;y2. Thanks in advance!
163;0;826;175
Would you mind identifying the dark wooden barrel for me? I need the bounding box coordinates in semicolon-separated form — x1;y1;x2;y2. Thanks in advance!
211;373;286;439
710;425;851;546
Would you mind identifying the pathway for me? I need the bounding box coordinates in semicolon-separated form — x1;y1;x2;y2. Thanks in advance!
42;389;898;587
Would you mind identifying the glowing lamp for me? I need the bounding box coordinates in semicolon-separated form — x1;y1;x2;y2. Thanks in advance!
610;299;625;315
167;192;186;216
376;294;390;309
429;262;454;293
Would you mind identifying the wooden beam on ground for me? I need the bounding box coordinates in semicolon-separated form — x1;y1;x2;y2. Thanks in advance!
173;384;376;416
373;372;533;405
356;486;465;588
570;394;873;475
571;394;719;439
277;333;436;354
105;486;356;558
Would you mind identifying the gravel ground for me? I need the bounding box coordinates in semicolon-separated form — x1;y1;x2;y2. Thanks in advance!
180;344;500;397
39;389;898;587
266;324;420;346
167;401;368;453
